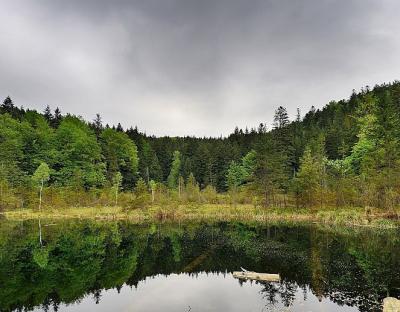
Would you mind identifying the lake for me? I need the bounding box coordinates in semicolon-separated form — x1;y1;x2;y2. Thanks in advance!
0;219;399;311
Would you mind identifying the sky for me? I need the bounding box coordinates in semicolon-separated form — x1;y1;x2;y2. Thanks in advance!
1;0;400;137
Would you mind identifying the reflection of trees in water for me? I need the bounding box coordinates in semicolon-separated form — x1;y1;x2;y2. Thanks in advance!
258;280;298;308
0;220;399;312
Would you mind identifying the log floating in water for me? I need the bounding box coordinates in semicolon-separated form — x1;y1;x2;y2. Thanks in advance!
232;271;280;282
383;297;400;312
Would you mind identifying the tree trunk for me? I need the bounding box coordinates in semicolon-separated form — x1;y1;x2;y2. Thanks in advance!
39;179;43;212
38;218;43;246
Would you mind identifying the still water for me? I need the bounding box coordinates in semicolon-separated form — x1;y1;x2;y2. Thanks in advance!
0;219;399;311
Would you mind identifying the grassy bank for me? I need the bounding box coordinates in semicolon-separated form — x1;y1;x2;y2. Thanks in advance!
2;204;399;228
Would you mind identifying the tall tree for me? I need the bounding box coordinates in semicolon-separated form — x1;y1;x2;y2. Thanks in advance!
167;151;181;189
53;116;106;188
52;107;62;128
273;106;290;129
93;113;103;138
112;172;122;206
43;106;53;123
32;162;50;212
100;128;139;188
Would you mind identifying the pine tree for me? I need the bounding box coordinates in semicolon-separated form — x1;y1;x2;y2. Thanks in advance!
43;106;53;123
116;123;123;132
273;106;290;129
93;113;103;138
167;151;181;189
52;107;62;128
2;96;14;111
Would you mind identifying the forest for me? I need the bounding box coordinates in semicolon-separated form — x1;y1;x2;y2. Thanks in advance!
1;81;400;213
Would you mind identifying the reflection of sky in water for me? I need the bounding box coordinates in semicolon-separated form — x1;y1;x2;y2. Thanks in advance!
35;272;358;312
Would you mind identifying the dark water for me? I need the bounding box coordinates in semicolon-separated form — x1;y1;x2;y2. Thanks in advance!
0;219;399;312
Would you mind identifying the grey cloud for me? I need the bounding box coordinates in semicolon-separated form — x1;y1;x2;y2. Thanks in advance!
0;0;399;136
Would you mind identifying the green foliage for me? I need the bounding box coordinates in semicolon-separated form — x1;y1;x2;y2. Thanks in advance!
293;147;319;207
111;172;123;205
32;163;50;187
101;128;139;188
133;178;150;208
53;116;106;188
185;173;200;202
32;247;49;268
2;81;400;211
167;151;181;189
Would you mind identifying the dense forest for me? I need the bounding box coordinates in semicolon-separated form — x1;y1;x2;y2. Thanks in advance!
1;81;400;211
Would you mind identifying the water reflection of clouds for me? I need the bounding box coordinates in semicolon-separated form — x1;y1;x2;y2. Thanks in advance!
44;273;357;312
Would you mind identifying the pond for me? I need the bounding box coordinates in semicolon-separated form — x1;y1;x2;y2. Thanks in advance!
0;219;399;311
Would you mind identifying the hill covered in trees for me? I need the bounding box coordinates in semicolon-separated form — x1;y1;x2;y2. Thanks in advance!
1;81;400;212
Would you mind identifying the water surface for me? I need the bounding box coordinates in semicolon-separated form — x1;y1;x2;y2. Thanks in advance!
0;219;399;311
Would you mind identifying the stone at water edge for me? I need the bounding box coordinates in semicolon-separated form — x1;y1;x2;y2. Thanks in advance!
383;297;400;312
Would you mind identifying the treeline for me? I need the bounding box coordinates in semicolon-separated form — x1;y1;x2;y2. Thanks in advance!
1;81;400;210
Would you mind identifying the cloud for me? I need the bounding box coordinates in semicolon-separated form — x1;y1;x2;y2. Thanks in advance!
1;0;399;136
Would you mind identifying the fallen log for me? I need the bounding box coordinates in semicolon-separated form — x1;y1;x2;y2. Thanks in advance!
383;297;400;312
232;271;280;282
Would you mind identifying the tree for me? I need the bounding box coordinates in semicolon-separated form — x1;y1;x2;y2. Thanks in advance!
52;107;62;128
54;116;106;188
226;161;244;205
241;150;256;182
254;135;287;207
112;172;122;206
116;123;123;132
273;106;290;129
149;180;157;203
0;114;25;188
100;128;138;188
43;106;53;123
93;113;103;138
1;96;22;119
167;151;181;189
185;173;200;202
272;106;294;185
138;139;162;183
32;162;50;211
134;177;150;208
294;136;327;209
2;96;14;110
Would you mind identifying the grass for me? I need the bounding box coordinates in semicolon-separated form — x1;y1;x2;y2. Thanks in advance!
2;204;399;228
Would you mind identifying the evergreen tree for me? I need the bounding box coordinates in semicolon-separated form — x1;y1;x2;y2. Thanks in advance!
273;106;290;129
185;173;200;202
52;107;62;128
254;135;287;207
43;106;53;123
93;113;103;138
116;123;123;132
167;151;181;189
100;128;139;188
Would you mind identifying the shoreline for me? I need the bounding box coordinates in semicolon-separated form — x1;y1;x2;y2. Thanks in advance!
2;204;399;228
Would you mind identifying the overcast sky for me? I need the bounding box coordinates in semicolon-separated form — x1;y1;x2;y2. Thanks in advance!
1;0;399;136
